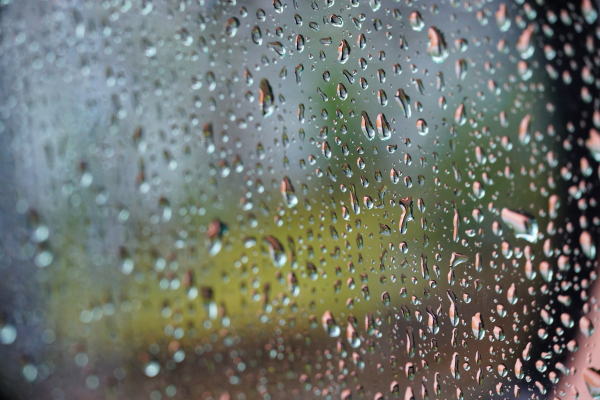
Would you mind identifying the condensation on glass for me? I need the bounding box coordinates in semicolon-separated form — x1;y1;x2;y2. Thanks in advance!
0;0;599;399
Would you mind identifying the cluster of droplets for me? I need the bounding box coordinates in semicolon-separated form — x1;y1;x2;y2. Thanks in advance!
2;0;600;399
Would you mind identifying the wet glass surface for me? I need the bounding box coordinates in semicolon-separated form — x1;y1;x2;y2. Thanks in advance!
1;0;600;399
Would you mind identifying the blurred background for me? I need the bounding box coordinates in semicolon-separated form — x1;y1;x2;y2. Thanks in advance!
0;0;600;399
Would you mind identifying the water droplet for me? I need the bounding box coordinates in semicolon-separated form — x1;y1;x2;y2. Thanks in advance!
225;17;239;37
395;89;412;118
361;111;375;140
281;176;298;208
144;361;160;377
495;3;511;31
0;324;17;345
516;24;535;59
580;230;596;259
538;261;553;283
447;290;459;326
582;0;598;24
584;368;600;398
264;236;286;267
251;25;263;45
376;114;391;140
330;14;343;27
322;311;340;337
427;27;449;63
471;313;485;339
450;352;460;379
518;114;532;145
338;39;350;64
501;208;538;243
507;283;518;304
409;11;424;31
416;119;428;136
580;316;595;338
259;79;275;117
267;42;286;58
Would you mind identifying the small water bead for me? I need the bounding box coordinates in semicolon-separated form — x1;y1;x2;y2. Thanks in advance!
416;119;428;136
